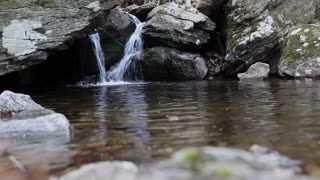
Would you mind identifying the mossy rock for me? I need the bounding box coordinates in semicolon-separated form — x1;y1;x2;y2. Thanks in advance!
280;24;320;65
279;23;320;78
36;0;56;8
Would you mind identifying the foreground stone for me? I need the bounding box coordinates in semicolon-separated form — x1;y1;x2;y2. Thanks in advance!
139;47;208;81
52;146;309;180
0;0;119;76
279;23;320;78
142;2;215;50
0;91;70;141
238;62;270;81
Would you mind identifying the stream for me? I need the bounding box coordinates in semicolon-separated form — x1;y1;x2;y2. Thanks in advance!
2;79;320;174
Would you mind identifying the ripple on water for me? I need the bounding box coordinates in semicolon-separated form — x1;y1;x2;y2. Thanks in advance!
3;80;320;174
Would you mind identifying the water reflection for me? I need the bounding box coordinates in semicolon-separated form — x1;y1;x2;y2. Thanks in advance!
94;86;108;139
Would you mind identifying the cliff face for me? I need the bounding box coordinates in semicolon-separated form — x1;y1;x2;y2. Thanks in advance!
0;0;119;76
1;0;320;81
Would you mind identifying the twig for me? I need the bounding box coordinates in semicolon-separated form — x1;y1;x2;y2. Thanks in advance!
8;155;29;175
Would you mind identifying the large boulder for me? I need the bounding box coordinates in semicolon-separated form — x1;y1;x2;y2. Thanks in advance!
53;146;308;180
279;23;320;78
0;91;70;141
139;47;208;81
142;2;215;50
223;0;316;76
0;0;120;76
126;2;157;21
99;7;135;68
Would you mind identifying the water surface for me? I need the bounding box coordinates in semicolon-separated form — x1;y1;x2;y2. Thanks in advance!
2;80;320;173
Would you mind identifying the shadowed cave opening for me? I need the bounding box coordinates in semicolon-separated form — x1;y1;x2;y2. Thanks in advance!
0;38;103;89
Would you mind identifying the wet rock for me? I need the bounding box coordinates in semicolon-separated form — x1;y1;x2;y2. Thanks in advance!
142;2;215;50
126;2;157;21
223;0;315;76
0;0;119;76
0;91;70;140
99;7;135;68
204;52;224;80
237;62;270;81
279;23;320;78
139;47;208;81
53;146;309;180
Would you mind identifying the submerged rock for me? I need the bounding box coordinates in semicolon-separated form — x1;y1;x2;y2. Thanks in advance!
139;47;208;81
53;146;308;180
0;0;119;76
279;23;320;78
142;2;215;50
0;91;70;140
238;62;270;81
224;0;316;76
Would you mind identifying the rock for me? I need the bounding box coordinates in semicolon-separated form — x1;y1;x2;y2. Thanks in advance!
54;161;138;180
139;47;208;81
126;2;157;21
316;0;320;20
237;62;270;80
0;90;47;113
52;146;309;180
0;91;70;140
0;0;119;76
142;2;215;50
196;0;228;19
99;7;136;68
196;0;212;17
223;0;316;76
279;23;320;78
204;52;224;80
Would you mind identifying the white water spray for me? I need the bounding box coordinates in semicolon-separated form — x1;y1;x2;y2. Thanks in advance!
107;15;144;81
89;33;107;83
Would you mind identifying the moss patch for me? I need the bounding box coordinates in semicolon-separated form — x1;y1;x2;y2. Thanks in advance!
183;147;200;171
280;23;320;65
214;165;233;177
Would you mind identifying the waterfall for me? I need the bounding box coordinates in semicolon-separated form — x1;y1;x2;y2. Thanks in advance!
107;15;144;81
89;33;107;83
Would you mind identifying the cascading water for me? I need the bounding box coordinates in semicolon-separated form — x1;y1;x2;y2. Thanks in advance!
107;15;144;81
89;33;107;83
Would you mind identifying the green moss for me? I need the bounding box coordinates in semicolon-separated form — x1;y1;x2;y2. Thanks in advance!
36;0;56;8
280;24;320;65
183;148;200;171
214;165;233;177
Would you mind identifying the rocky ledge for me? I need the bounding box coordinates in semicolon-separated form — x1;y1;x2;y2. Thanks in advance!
0;91;70;142
142;2;215;50
0;0;119;76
